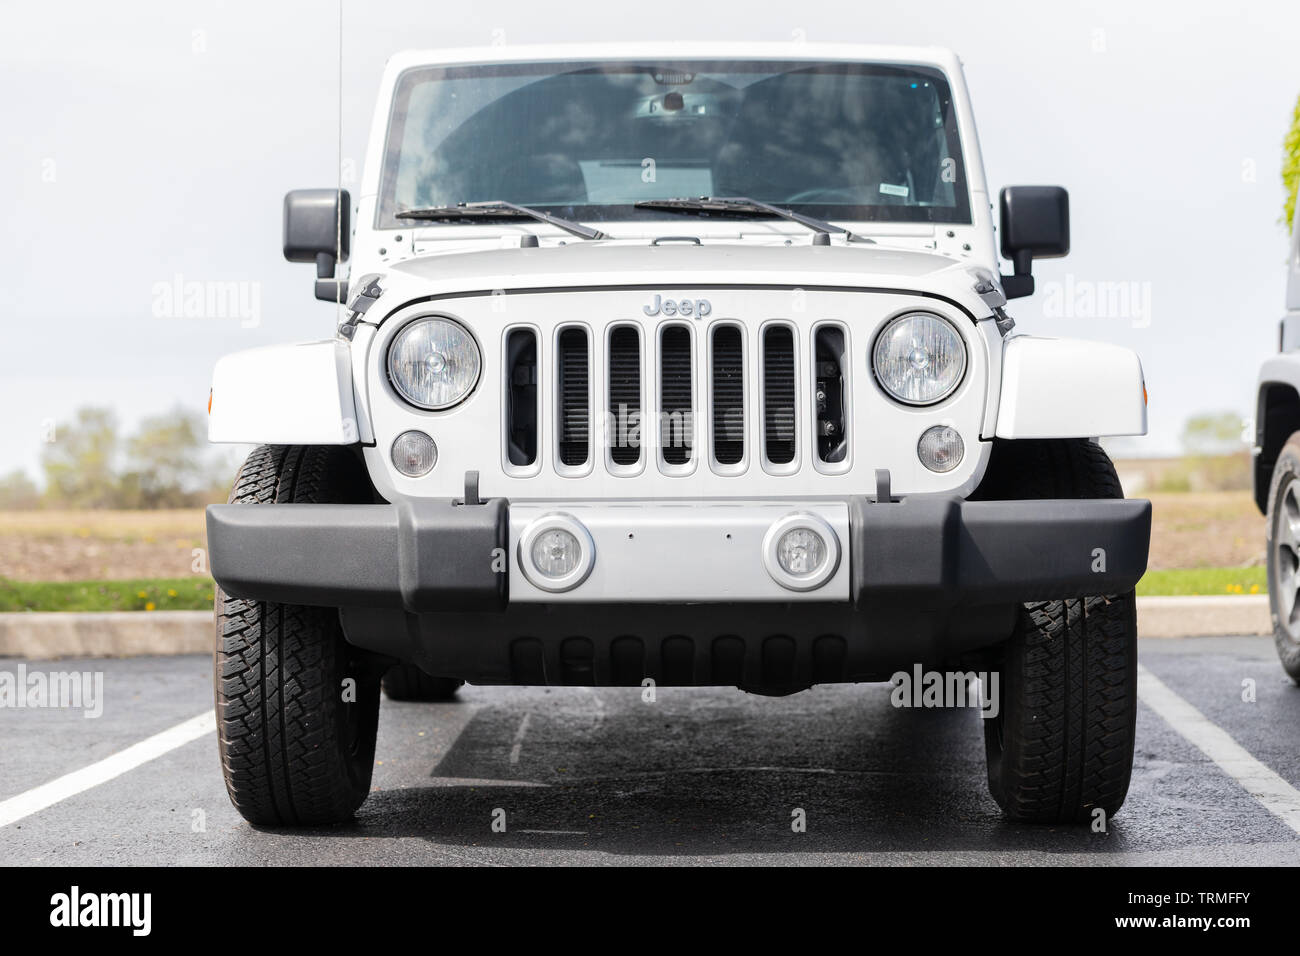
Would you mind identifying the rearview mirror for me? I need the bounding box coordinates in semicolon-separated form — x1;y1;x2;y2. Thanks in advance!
999;185;1069;299
284;188;351;302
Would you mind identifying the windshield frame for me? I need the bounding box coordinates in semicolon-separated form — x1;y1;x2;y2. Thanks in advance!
375;58;973;231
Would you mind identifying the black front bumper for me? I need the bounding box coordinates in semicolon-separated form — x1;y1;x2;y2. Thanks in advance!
207;495;1149;686
206;495;1150;612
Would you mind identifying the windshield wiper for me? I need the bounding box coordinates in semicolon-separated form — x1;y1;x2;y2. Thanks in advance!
634;196;867;243
396;200;610;241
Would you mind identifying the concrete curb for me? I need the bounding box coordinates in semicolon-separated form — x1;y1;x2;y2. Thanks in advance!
1135;595;1272;639
0;610;212;659
0;597;1277;659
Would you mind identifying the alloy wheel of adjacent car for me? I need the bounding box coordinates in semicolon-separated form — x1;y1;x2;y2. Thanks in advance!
1269;477;1300;638
1265;432;1300;681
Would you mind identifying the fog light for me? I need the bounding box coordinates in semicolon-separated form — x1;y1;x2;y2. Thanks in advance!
917;425;964;473
763;513;841;591
777;528;827;576
391;430;437;477
532;529;581;577
519;514;596;592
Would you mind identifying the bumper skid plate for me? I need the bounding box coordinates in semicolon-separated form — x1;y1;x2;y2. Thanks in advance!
206;495;1150;613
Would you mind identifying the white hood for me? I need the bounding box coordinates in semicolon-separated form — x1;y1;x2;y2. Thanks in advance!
366;242;997;322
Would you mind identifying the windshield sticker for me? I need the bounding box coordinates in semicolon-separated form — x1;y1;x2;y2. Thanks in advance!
879;183;910;198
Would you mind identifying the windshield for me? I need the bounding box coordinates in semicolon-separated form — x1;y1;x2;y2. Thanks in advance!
378;60;971;228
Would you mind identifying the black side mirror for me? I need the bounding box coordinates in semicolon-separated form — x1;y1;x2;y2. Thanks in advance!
999;185;1069;299
284;188;351;302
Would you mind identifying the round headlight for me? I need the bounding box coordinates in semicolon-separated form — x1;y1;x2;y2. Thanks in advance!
387;317;481;410
872;312;967;406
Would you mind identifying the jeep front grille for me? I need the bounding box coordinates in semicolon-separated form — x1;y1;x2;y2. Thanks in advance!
509;320;843;477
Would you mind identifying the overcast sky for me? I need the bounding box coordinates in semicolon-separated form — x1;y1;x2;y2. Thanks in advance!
2;0;1297;479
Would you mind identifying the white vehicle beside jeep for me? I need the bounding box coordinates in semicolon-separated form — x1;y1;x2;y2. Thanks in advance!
206;43;1151;827
1254;203;1300;681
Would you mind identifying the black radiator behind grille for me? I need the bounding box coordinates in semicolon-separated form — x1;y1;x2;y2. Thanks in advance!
659;325;693;465
711;325;745;465
505;328;537;466
608;325;641;466
815;325;849;464
557;327;590;466
763;325;797;464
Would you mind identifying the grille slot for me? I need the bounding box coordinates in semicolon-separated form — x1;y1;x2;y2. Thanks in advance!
762;325;797;465
556;327;590;467
711;325;745;466
504;328;538;467
814;325;849;465
607;325;641;466
659;325;694;466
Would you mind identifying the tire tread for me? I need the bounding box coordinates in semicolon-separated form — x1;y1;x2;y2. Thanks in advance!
979;439;1138;823
215;445;379;826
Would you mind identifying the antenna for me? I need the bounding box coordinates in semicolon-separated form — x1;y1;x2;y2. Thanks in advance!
335;0;344;311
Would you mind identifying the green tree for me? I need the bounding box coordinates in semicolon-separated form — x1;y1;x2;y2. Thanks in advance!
1181;411;1246;457
40;407;120;507
0;469;40;510
124;407;212;507
1285;92;1300;233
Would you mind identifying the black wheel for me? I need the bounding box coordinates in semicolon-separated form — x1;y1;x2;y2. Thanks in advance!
1265;431;1300;682
215;445;382;826
974;439;1138;823
382;664;463;702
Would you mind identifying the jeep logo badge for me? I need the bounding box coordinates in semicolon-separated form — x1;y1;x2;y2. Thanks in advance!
643;294;711;318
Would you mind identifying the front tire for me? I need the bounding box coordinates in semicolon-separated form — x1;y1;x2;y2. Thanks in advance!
984;594;1137;822
215;445;382;826
1264;432;1300;681
974;439;1139;823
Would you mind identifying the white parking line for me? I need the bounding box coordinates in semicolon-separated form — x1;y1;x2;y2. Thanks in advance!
1136;664;1300;836
0;709;215;829
509;712;531;766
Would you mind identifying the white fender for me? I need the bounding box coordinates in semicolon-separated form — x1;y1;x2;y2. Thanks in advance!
1257;355;1300;398
208;340;363;445
993;335;1147;440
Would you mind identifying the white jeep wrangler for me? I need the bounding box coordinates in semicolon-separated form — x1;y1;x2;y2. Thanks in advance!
206;43;1151;827
1254;203;1300;681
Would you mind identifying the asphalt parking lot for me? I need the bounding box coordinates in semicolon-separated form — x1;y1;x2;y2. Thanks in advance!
2;635;1298;866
